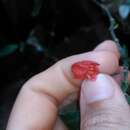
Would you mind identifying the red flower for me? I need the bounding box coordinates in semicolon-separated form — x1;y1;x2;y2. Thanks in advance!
71;60;100;80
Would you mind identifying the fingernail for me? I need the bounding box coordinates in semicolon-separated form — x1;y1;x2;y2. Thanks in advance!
82;74;115;104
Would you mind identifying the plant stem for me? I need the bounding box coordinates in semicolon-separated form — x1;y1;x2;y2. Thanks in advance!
93;0;129;93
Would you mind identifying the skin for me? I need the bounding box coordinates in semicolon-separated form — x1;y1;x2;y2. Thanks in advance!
6;40;130;130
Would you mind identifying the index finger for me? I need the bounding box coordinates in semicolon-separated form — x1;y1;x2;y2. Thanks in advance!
30;40;119;104
7;40;119;130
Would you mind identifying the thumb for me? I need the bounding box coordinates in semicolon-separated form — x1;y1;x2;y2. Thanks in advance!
80;74;130;130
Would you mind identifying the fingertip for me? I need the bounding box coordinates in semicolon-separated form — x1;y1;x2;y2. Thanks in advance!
94;40;120;59
87;51;119;75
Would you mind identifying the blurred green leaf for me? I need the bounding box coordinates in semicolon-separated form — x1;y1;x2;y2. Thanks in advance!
114;22;119;29
121;80;129;93
32;0;43;17
59;102;80;130
0;44;18;58
120;44;129;59
110;0;122;5
126;95;130;104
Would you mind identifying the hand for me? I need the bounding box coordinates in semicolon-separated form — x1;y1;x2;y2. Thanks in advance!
6;40;130;130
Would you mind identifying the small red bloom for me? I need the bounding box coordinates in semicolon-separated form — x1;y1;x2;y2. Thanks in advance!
71;60;100;80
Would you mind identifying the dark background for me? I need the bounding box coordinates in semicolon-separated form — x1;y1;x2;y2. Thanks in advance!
0;0;130;129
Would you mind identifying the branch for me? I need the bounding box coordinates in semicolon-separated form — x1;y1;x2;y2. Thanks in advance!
93;0;129;93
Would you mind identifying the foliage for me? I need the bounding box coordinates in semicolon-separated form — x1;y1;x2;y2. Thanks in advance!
32;0;43;17
59;102;80;130
0;44;18;58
